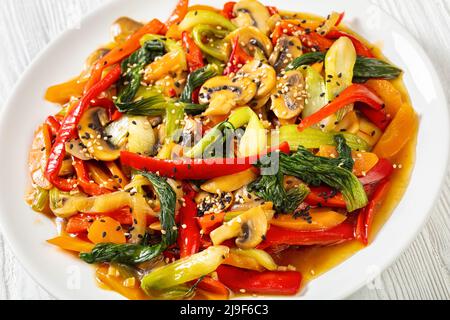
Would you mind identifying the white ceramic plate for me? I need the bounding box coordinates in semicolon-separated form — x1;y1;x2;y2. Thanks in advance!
0;0;448;300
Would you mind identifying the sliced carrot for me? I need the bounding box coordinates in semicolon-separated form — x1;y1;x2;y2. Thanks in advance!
317;146;379;177
373;103;418;159
365;79;403;118
87;217;126;244
47;236;94;253
270;208;347;231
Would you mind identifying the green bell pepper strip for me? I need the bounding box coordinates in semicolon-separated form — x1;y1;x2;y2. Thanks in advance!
179;10;237;31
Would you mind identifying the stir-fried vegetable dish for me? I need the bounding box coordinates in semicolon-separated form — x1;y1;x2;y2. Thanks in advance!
25;0;418;300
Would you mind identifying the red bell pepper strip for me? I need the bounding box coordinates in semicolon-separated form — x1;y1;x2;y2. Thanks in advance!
267;6;279;16
216;265;302;296
221;2;236;19
182;31;205;73
335;12;345;27
120;142;290;180
178;195;201;258
356;179;390;245
72;157;111;196
298;84;384;132
45;116;61;136
305;186;347;208
326;29;375;58
45;65;122;191
198;276;229;298
271;22;334;51
259;223;355;249
359;158;393;186
223;36;253;75
89;98;121;122
85;19;167;91
166;0;189;28
197;212;226;235
357;103;391;131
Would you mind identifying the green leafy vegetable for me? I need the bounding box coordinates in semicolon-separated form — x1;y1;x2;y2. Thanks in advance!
276;141;367;212
180;64;218;103
286;52;402;81
117;40;165;104
80;172;177;265
248;172;310;213
334;135;354;171
115;93;208;116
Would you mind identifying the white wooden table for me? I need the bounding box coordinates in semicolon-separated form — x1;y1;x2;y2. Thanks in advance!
0;0;449;300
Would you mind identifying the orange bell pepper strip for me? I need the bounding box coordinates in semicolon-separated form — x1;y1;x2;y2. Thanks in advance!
364;79;403;118
356;179;390;245
298;84;384;132
197;212;226;235
373;103;418;159
47;235;95;253
85;19;167;91
305;186;347;208
166;0;189;28
45;77;87;104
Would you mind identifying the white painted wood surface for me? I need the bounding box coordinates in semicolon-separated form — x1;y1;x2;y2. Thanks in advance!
0;0;449;300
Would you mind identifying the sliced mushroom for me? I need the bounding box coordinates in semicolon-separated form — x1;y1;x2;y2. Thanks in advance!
236;60;276;99
111;17;143;44
233;0;271;35
270;70;306;120
227;26;273;58
65;139;92;161
78;107;121;161
199;76;257;116
210;205;274;249
269;35;303;73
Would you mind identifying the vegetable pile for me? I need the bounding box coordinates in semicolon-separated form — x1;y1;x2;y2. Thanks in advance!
26;0;418;300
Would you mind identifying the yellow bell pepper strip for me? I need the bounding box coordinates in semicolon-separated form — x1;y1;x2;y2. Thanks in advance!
364;79;403;118
356;179;390;245
105;161;130;189
166;0;189;28
47;236;95;253
297;84;384;132
216;265;302;296
45;77;87;104
85;19;167;91
200;168;258;193
45;65;122;192
120;142;290;181
372;103;418;159
96;266;147;300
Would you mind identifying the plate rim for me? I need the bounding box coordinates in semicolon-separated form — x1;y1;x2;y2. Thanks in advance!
0;0;448;300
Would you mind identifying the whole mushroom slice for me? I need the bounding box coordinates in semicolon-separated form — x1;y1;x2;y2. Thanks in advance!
210;205;274;249
236;60;276;99
78;107;121;161
199;76;257;116
271;70;307;120
227;26;273;59
269;35;304;73
233;0;271;35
